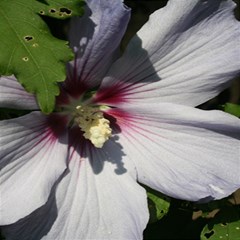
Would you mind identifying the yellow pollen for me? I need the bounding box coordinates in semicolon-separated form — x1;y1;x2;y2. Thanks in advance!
74;105;112;148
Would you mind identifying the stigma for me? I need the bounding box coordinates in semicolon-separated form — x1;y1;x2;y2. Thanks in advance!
73;105;112;148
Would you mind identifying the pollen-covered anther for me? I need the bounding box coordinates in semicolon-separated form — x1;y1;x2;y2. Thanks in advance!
74;105;112;148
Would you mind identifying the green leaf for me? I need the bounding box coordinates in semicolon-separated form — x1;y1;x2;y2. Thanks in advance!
146;187;170;223
223;103;240;118
201;206;240;240
0;0;84;113
36;0;85;19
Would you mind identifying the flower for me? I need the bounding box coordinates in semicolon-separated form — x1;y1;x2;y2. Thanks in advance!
0;0;240;239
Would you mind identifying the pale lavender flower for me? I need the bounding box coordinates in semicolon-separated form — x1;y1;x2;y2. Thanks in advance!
0;0;240;239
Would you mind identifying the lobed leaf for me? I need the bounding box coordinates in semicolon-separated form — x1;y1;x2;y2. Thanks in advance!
147;188;170;223
0;0;84;113
223;103;240;118
201;206;240;240
36;0;85;19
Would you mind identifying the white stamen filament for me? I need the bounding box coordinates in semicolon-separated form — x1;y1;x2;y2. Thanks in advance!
74;105;112;148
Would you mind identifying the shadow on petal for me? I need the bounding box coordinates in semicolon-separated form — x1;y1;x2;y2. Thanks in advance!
68;125;127;175
1;168;70;240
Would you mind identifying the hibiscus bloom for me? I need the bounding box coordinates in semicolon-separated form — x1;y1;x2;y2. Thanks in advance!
0;0;240;239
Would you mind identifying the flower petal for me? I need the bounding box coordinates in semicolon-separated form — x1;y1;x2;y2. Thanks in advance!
67;0;130;91
0;76;38;109
96;0;240;107
107;103;240;201
2;140;148;240
0;112;68;224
